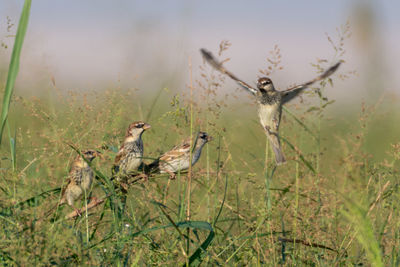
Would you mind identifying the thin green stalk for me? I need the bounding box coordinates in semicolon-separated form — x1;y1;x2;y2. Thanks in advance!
145;86;164;122
185;56;194;264
205;74;211;222
0;0;31;145
84;189;89;244
7;121;16;171
264;136;278;263
264;139;271;214
293;133;301;257
265;164;278;264
317;99;322;175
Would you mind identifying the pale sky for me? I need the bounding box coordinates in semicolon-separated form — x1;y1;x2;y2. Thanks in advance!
0;0;399;102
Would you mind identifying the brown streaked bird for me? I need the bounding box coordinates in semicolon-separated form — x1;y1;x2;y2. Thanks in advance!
149;132;212;179
112;121;151;177
200;48;341;164
55;149;101;215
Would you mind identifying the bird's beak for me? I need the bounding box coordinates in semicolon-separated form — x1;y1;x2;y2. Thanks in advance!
207;135;213;142
143;123;151;130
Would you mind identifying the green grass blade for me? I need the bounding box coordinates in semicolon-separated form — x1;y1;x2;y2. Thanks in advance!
7;122;16;171
0;0;31;145
280;136;316;174
134;219;215;267
85;219;215;261
264;165;277;213
283;106;317;140
0;187;61;216
342;197;383;267
186;229;215;267
0;250;16;265
89;198;108;241
130;220;213;238
213;175;227;227
146;201;216;266
145;87;164;121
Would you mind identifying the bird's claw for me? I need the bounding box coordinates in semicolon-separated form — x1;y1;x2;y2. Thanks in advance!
168;172;176;180
137;173;149;182
73;207;82;217
120;182;129;192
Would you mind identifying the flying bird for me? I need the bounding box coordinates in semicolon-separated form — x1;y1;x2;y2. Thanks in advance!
200;48;341;164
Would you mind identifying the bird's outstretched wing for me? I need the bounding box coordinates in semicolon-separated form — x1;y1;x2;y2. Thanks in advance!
281;61;341;104
200;49;258;96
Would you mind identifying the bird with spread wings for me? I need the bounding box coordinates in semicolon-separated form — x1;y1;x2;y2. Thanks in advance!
200;49;341;164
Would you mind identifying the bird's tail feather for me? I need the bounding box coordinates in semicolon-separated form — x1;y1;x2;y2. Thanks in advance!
271;143;286;165
267;133;286;165
147;160;160;173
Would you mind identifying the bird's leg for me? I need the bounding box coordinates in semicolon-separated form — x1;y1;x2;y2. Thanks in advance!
166;171;176;180
119;182;129;193
136;173;149;182
114;173;129;192
70;205;82;217
88;196;98;203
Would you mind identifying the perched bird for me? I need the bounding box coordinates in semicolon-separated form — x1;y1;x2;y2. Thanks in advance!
53;149;101;215
112;121;151;176
149;132;212;179
200;48;341;164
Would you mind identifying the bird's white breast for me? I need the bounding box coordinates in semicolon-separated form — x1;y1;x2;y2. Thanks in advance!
258;104;278;128
160;158;190;173
125;155;142;171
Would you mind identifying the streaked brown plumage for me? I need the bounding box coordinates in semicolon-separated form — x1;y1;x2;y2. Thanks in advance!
58;149;101;214
112;121;151;176
149;132;212;179
200;48;341;164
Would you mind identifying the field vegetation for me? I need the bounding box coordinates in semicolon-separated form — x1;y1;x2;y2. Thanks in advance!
1;3;400;266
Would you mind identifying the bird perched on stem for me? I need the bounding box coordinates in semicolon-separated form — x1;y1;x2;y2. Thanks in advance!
112;121;151;181
149;132;212;179
200;48;341;164
48;149;101;216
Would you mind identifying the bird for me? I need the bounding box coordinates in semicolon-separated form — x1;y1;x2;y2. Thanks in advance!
112;121;151;178
149;132;212;179
50;149;101;216
200;48;341;164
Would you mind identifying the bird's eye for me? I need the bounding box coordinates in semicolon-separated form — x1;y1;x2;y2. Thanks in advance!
136;124;143;128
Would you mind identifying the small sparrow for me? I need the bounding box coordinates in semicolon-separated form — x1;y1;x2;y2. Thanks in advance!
57;149;101;214
112;121;151;176
200;49;341;164
149;132;212;179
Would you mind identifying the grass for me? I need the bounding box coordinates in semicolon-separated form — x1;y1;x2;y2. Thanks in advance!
0;0;30;145
0;10;399;265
